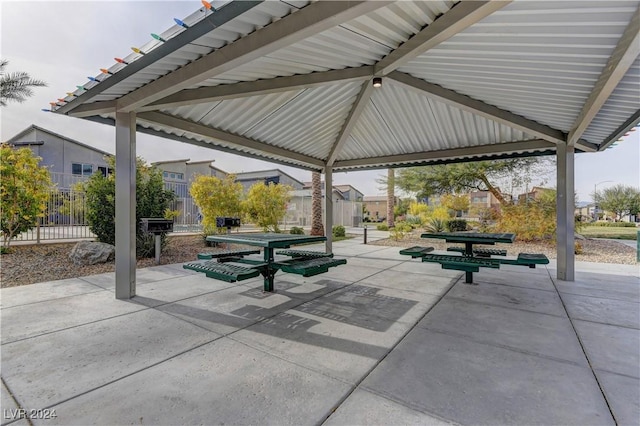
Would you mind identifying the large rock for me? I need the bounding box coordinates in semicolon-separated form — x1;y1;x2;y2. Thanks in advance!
69;241;115;266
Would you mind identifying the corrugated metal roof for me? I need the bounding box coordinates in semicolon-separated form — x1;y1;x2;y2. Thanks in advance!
54;0;640;171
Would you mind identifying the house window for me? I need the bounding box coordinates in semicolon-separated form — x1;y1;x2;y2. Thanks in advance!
72;163;93;176
162;171;184;180
97;166;112;177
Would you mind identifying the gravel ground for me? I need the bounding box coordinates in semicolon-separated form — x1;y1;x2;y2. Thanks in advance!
0;233;637;288
368;231;638;265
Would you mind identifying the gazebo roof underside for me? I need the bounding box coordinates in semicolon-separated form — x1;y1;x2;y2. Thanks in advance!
54;0;640;172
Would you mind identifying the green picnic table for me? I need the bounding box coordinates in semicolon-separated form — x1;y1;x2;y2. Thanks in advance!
202;233;345;292
421;232;516;284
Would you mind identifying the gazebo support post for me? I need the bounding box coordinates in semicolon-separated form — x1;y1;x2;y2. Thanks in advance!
324;166;333;253
115;111;137;299
556;142;575;281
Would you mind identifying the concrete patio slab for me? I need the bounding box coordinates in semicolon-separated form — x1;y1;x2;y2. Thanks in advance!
320;263;383;282
555;273;640;301
1;291;146;344
130;274;238;308
362;328;614;426
573;319;640;378
43;338;352;425
418;297;587;364
1;237;636;426
358;246;412;261
595;370;640;426
78;271;115;289
331;244;390;257
1;309;219;410
155;282;317;335
447;281;566;317
324;389;454;426
561;293;640;328
474;268;556;291
0;278;103;309
389;260;463;279
342;256;403;270
359;270;455;296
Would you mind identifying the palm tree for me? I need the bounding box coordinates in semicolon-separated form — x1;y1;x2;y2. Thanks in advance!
310;171;324;236
0;59;47;107
387;168;395;227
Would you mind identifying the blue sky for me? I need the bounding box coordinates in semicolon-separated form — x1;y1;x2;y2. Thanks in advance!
1;0;638;201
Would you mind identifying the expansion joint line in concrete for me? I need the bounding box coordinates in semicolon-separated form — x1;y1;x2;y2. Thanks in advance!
319;270;463;425
548;269;618;424
1;375;33;426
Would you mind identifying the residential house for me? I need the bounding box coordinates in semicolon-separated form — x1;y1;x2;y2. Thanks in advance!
5;124;112;189
152;159;226;198
302;182;364;201
363;195;399;222
517;186;554;204
235;169;304;192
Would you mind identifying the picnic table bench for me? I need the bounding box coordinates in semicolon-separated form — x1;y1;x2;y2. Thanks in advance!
185;233;346;292
400;232;548;284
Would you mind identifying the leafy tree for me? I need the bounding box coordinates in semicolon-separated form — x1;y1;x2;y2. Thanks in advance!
84;157;175;257
244;182;292;232
0;59;46;107
595;184;640;221
494;189;556;241
441;193;470;217
395;158;552;206
0;144;53;248
190;174;244;233
311;171;324;236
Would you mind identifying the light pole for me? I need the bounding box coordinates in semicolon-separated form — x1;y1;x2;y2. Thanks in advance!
593;180;613;220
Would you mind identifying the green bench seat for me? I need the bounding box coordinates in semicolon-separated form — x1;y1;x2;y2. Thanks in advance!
183;261;261;282
399;246;435;258
274;257;347;277
421;254;501;272
500;253;549;268
447;247;507;257
197;249;261;260
275;249;333;258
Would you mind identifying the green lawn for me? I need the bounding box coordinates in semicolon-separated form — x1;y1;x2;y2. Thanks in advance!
579;226;638;240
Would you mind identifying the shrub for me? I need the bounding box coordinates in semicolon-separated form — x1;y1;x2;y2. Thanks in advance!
446;219;467;232
85;157;175;257
390;221;412;241
494;199;555;242
244;182;292;233
0;144;53;248
190;174;243;233
332;225;346;237
376;223;389;231
290;226;305;235
424;218;446;233
574;241;583;255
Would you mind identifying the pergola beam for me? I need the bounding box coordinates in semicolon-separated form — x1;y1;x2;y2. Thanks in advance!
333;139;555;169
598;108;640;151
389;71;568;145
55;1;262;115
374;1;512;76
142;67;374;111
69;100;117;118
326;79;374;166
137;112;325;169
115;1;391;112
567;5;640;146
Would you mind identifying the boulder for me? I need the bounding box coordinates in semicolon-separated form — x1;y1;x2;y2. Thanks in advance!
69;241;115;266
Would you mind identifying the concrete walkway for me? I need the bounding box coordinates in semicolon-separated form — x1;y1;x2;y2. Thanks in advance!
1;238;638;425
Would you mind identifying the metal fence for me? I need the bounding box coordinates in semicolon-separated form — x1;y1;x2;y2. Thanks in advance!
9;187;362;243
